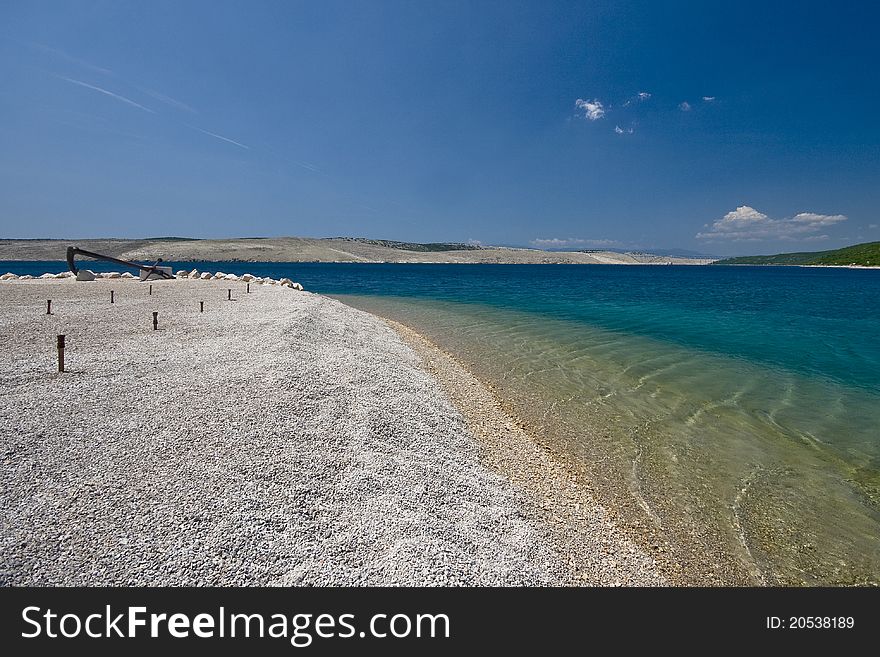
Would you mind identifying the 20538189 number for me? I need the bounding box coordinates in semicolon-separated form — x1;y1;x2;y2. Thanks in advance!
788;617;854;629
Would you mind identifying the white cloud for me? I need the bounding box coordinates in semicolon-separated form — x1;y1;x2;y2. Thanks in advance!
532;238;585;248
791;212;848;227
622;91;651;107
679;101;692;111
869;224;878;229
696;205;847;241
575;98;605;120
532;237;620;248
614;125;633;135
57;76;154;113
702;96;716;102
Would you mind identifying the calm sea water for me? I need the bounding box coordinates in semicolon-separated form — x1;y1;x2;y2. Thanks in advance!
7;261;880;583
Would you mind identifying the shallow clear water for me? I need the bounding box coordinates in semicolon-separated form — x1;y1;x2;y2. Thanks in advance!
7;261;880;583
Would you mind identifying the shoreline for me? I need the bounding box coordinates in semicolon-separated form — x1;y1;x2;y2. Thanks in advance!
376;315;700;586
353;307;757;586
383;318;671;585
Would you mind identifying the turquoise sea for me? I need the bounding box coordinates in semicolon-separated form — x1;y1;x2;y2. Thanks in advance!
7;261;880;584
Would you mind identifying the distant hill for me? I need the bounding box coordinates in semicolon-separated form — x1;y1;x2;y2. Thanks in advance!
0;236;712;265
332;237;483;252
714;241;880;267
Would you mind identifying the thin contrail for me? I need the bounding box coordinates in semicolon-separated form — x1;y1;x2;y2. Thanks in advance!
57;76;154;113
192;126;250;149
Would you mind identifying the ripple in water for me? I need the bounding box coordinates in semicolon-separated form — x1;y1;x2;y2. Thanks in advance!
338;295;880;585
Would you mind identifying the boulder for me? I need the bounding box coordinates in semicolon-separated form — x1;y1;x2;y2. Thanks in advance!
200;272;212;280
223;273;239;281
213;272;227;279
54;272;72;278
75;269;97;281
106;272;122;279
240;273;254;282
19;275;33;280
39;273;55;279
189;269;200;279
175;270;188;278
0;273;17;280
120;272;135;279
279;278;304;290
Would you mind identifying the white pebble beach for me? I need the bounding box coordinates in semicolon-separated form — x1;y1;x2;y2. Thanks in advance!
0;274;663;586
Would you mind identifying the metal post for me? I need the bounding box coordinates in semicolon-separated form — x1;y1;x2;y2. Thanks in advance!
200;301;204;313
111;290;114;304
227;289;232;301
149;284;153;296
47;300;52;315
57;335;65;372
152;311;158;330
247;283;250;293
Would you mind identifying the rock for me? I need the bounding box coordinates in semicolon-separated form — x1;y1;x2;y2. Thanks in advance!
75;270;97;281
189;269;200;279
223;273;239;281
200;272;212;280
175;270;189;278
55;272;74;278
120;272;135;279
240;274;254;282
279;278;304;290
106;272;122;279
39;273;55;279
253;277;264;283
213;272;227;280
0;273;18;280
19;275;33;280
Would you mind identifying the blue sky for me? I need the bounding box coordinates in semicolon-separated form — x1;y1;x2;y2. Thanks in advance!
1;0;878;255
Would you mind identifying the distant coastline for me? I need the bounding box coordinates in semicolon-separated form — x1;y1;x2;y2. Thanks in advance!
0;237;714;265
712;241;879;268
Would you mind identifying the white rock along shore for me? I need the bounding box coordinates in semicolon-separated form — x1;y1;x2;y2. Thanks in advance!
0;274;663;586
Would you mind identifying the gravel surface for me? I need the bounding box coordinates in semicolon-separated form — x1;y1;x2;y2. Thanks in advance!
0;275;663;586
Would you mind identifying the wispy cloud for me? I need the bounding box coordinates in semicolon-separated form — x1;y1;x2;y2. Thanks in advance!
33;42;196;115
696;206;847;241
137;87;196;114
678;101;692;111
29;42;113;76
293;160;320;172
531;237;620;249
575;98;605;120
191;126;250;150
57;76;154;112
614;125;634;135
622;91;652;107
869;223;878;229
702;96;716;102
